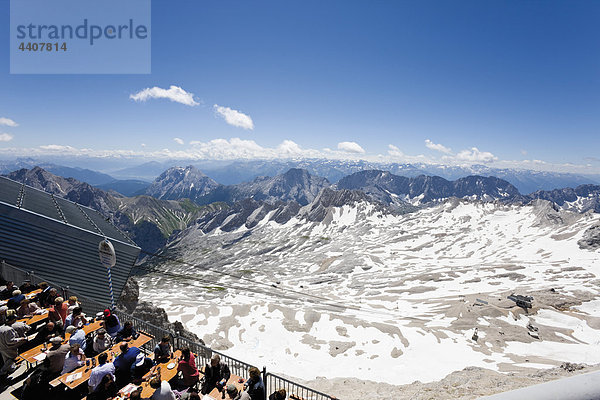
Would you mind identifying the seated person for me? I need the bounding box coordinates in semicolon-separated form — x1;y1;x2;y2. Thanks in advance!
93;328;113;354
115;321;139;342
102;309;121;338
227;384;250;400
17;298;40;318
148;375;176;400
154;335;172;363
67;296;80;313
180;388;201;400
64;306;87;329
88;372;118;400
35;282;52;307
0;281;15;300
130;352;153;385
19;280;38;294
61;343;85;374
177;347;199;389
33;321;62;346
113;341;140;386
245;367;265;400
269;389;287;400
88;352;115;393
201;354;230;395
42;336;70;376
66;323;87;351
0;305;8;325
7;290;25;309
48;296;68;327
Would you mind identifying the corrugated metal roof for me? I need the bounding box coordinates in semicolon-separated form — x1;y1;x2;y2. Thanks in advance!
0;176;140;306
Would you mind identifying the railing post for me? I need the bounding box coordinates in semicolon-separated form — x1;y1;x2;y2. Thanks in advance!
262;366;267;400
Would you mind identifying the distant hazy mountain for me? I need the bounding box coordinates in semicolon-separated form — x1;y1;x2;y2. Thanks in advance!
110;161;177;181
96;180;151;197
0;159;115;186
192;159;598;194
335;170;521;205
145;166;221;201
147;167;331;207
224;168;331;206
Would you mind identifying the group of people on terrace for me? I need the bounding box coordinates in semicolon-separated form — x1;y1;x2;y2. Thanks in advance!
0;277;278;400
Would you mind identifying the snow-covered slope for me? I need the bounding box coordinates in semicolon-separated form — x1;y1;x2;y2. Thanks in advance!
137;198;600;385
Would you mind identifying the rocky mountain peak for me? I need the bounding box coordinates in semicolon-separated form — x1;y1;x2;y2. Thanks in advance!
145;165;220;201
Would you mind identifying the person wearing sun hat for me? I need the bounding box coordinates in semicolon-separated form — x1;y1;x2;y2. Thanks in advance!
131;352;153;385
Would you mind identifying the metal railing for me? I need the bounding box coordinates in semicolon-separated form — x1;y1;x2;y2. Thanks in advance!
0;259;338;400
265;373;335;400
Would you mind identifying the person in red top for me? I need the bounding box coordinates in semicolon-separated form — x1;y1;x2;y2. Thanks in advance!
177;347;199;388
48;297;68;329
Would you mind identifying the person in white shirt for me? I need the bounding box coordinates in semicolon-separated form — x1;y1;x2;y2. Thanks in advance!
93;328;113;354
148;376;176;400
61;343;86;374
88;352;115;392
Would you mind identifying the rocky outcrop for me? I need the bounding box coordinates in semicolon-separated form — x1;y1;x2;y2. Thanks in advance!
117;277;203;344
578;224;600;250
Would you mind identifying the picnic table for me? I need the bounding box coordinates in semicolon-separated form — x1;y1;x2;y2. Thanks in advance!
0;288;42;307
17;308;50;326
138;349;183;398
18;320;104;366
53;332;153;389
207;373;246;400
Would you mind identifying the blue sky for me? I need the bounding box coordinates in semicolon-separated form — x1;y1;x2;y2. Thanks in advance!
1;1;599;173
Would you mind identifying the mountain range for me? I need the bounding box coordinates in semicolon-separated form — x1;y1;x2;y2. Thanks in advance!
2;157;599;195
4;165;600;254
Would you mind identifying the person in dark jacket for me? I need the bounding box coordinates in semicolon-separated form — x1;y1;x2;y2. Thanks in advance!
0;282;15;300
7;290;25;310
115;321;138;342
201;354;230;395
113;342;141;387
245;367;265;400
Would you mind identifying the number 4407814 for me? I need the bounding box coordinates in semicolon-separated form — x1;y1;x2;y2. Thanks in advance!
18;42;67;52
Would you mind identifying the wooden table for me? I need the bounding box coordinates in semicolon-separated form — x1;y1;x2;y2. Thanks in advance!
138;350;182;398
55;333;153;389
18;320;104;366
17;309;49;326
208;373;245;400
0;289;42;307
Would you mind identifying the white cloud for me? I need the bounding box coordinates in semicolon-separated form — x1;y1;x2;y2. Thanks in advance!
425;139;452;154
213;105;254;130
337;141;365;154
173;137;184;145
455;147;498;163
39;144;77;151
130;85;199;106
277;140;303;156
388;144;404;157
0;118;18;127
0;133;13;142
